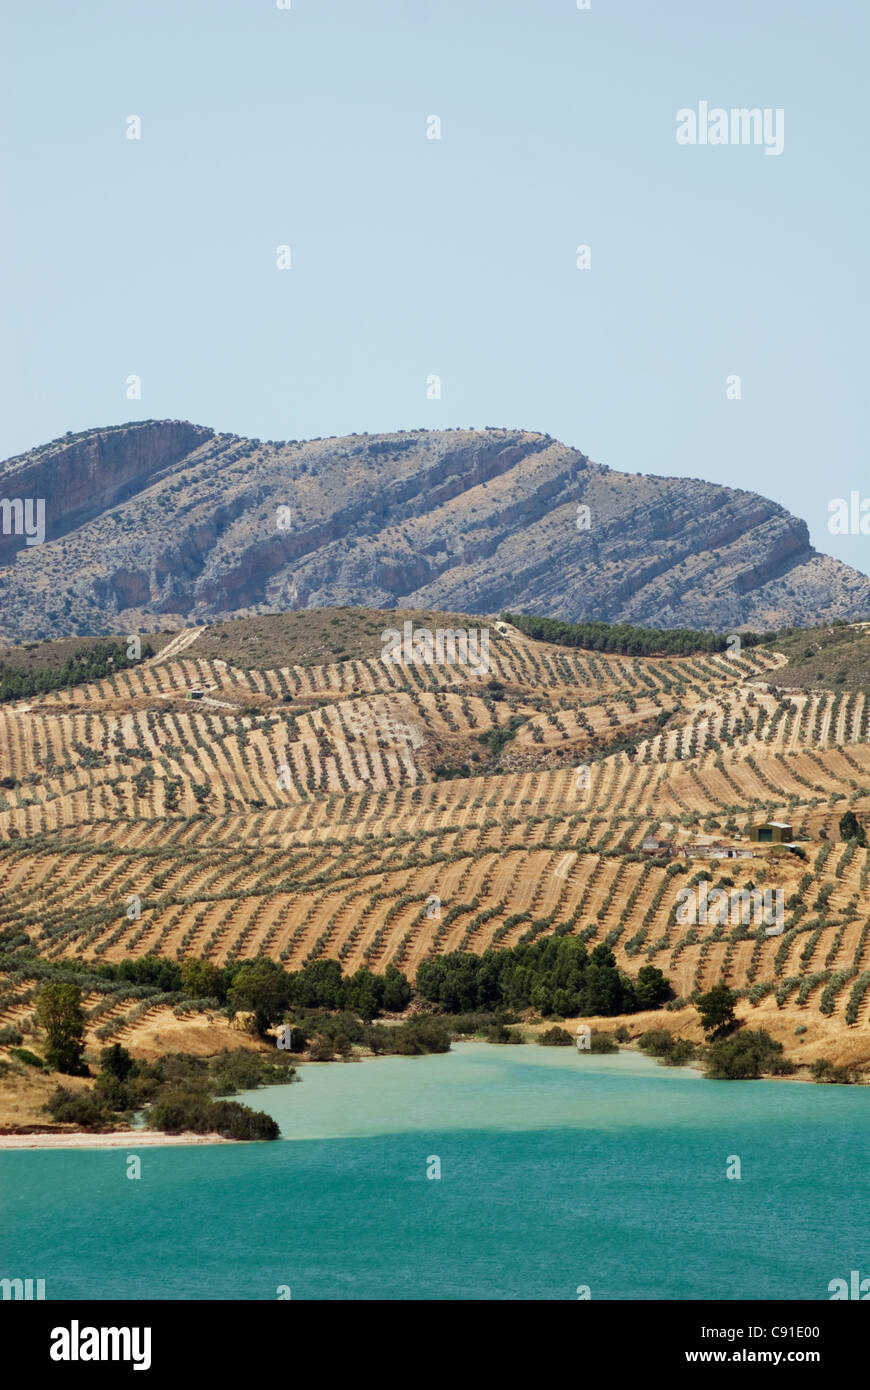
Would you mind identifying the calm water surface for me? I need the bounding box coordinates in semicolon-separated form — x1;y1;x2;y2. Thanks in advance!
2;1044;868;1299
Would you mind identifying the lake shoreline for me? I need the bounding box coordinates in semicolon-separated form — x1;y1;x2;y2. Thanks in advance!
0;1038;854;1147
0;1129;236;1150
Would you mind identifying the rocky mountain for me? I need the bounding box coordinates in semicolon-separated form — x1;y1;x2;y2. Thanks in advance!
1;420;868;643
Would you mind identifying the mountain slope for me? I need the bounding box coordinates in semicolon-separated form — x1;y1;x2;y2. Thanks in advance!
1;421;867;642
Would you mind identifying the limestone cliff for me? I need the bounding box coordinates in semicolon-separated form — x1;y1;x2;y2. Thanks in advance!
0;421;867;641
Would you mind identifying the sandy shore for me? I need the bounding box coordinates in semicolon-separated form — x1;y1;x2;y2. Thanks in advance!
0;1129;235;1150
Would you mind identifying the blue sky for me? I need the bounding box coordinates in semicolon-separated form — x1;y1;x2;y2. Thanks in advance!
2;0;867;569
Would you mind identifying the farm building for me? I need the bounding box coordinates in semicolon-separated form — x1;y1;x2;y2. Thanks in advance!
679;836;754;860
641;835;673;858
749;821;793;844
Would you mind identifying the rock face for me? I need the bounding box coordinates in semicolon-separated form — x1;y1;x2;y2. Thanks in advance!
0;421;212;567
1;420;868;641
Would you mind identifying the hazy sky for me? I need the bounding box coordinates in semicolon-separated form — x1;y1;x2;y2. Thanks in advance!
2;0;867;570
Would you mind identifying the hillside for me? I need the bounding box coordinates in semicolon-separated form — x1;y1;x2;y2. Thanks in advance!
2;421;870;645
2;608;870;1085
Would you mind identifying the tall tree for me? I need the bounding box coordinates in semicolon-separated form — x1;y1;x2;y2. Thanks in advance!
382;963;412;1013
696;984;737;1040
227;959;290;1036
99;1042;134;1081
180;958;227;1002
839;810;867;847
635;964;670;1010
36;982;87;1075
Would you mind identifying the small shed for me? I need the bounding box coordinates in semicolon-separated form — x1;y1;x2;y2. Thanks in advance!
749;821;793;844
641;835;673;858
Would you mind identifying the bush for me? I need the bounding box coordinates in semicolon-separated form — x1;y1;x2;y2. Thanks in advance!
207;1100;280;1140
146;1088;214;1134
388;1018;451;1055
443;1011;502;1037
539;1026;574;1046
0;1024;24;1045
637;1029;675;1057
637;1029;697;1066
661;1039;697;1066
210;1048;295;1093
11;1047;44;1068
588;1030;619;1054
0;638;153;704
94;1072;133;1111
705;1029;795;1080
308;1036;335;1061
485;1022;525;1044
810;1058;855;1084
147;1088;280;1139
45;1085;116;1129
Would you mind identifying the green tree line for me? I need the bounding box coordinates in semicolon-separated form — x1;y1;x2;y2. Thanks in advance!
415;939;671;1017
81;953;412;1028
501;613;774;657
0;639;154;703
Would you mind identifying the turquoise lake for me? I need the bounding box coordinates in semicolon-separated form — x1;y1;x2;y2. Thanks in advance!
2;1043;869;1300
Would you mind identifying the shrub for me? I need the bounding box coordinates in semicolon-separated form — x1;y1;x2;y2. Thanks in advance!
308;1036;335;1061
207;1100;280;1140
443;1012;502;1037
11;1047;44;1068
485;1022;525;1044
637;1028;696;1066
388;1018;451;1055
45;1085;116;1129
147;1088;279;1140
810;1058;855;1084
95;1069;136;1108
637;1028;675;1057
539;1026;574;1046
0;1024;24;1045
210;1048;295;1093
705;1029;795;1080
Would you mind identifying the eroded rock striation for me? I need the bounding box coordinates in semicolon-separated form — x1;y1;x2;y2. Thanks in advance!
1;420;867;641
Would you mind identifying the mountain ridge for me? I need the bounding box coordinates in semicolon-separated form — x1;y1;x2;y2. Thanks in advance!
1;420;867;643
